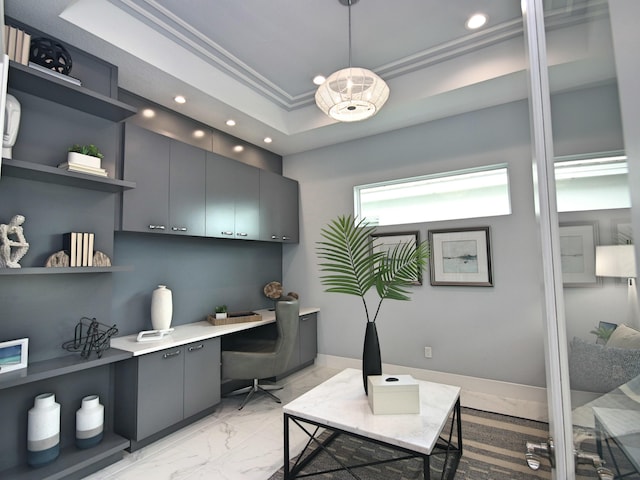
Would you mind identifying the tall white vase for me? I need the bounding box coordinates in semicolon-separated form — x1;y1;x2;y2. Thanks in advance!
27;393;60;468
76;395;104;449
151;284;173;330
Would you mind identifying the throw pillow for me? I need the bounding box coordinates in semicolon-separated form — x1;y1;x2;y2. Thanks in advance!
569;337;640;393
607;324;640;349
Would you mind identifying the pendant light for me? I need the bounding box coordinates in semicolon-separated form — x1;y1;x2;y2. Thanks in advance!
315;0;389;122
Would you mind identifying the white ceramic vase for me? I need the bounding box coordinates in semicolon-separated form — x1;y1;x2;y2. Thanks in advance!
27;393;60;468
151;284;173;330
76;395;104;449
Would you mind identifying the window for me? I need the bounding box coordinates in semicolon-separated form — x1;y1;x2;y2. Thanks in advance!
555;152;630;212
354;165;511;226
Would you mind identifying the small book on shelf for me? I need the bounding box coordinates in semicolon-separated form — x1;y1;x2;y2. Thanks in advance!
58;162;108;177
63;232;96;267
63;232;78;267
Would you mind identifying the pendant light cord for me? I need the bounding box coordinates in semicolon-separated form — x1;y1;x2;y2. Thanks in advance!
348;0;352;68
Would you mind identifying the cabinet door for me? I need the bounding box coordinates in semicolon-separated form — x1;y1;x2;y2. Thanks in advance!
122;123;171;233
170;141;206;236
206;152;237;239
183;338;221;418
206;153;259;240
259;170;299;243
299;313;318;366
234;161;260;240
137;347;184;439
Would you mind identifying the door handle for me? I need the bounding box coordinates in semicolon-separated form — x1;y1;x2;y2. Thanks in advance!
148;225;166;230
525;439;554;470
575;450;614;480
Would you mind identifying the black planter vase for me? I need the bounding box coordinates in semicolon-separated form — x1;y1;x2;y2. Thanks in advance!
362;322;382;395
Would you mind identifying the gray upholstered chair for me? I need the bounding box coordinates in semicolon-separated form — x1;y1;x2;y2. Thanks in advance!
221;297;299;409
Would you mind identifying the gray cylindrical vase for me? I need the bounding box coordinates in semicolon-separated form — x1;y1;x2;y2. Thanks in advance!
27;393;60;467
75;395;104;449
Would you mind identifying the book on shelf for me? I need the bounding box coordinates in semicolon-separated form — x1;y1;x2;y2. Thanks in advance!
57;162;109;177
63;232;95;267
3;25;31;65
27;61;81;86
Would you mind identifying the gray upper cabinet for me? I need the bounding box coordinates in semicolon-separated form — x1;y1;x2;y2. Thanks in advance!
206;152;260;240
259;169;299;243
169;142;206;236
122;123;171;233
122;124;206;236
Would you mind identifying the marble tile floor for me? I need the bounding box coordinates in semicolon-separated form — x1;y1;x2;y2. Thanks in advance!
82;365;341;480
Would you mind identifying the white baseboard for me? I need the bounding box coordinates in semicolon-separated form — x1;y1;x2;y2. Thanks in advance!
315;354;550;422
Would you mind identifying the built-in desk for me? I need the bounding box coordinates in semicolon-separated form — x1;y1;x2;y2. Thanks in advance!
111;307;319;451
110;307;319;355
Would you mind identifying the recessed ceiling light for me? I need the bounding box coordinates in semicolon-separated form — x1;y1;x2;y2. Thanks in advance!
142;108;155;118
226;119;236;126
313;75;326;86
466;13;488;30
193;130;205;138
263;137;273;144
174;95;186;104
233;145;244;153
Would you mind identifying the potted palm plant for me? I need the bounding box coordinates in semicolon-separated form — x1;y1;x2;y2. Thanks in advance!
316;214;430;393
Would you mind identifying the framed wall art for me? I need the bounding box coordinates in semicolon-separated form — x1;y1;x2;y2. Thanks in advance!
370;231;422;285
428;227;492;286
0;337;28;374
559;222;599;287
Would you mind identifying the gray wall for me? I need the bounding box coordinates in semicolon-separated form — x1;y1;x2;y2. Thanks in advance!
282;83;625;388
111;233;283;335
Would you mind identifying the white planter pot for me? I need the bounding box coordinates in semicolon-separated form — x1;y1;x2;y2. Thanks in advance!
67;151;101;169
215;312;227;319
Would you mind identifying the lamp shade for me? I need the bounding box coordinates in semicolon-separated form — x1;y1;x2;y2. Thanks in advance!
315;67;389;122
595;245;637;278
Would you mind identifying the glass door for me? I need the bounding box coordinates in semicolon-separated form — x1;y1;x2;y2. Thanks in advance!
523;0;640;478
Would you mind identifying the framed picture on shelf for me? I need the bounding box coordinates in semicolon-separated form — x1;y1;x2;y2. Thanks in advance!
559;222;599;287
0;337;28;374
370;231;422;285
428;227;492;286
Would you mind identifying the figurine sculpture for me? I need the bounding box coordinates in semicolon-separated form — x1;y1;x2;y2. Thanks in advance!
0;214;29;268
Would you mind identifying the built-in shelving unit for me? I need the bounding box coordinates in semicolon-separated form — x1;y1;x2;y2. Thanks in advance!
1;158;136;192
0;266;133;275
7;60;137;122
0;432;130;480
0;348;131;391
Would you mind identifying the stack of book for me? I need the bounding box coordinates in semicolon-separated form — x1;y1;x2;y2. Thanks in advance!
63;232;95;267
3;25;30;65
58;154;108;177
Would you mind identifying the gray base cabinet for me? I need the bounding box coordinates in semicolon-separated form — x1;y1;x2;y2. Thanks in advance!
114;338;221;449
282;312;318;376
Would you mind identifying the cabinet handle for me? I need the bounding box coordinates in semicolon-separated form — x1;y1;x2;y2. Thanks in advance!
271;235;281;240
221;231;233;236
236;232;248;237
282;236;290;241
171;226;188;232
163;349;181;358
149;225;166;230
188;344;204;352
301;315;312;322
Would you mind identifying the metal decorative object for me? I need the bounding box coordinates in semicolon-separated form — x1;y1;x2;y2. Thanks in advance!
62;317;118;359
29;37;73;75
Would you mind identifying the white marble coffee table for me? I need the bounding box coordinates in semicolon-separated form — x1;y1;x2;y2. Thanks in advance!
282;368;462;479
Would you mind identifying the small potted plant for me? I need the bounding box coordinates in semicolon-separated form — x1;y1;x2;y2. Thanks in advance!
67;144;104;169
215;305;228;320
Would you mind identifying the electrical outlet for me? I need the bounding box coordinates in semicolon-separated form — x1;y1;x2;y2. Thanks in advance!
424;346;432;358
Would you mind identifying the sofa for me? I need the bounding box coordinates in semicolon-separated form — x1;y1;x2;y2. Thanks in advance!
569;323;640;394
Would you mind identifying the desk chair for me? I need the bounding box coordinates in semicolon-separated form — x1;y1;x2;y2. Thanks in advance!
221;297;299;409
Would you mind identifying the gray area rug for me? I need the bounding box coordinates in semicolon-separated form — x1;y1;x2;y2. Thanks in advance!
269;407;634;479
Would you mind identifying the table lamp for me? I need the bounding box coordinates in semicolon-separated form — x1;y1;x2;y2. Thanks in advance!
596;244;639;329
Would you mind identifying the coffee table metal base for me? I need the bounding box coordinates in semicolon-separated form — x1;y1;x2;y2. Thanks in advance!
283;398;462;480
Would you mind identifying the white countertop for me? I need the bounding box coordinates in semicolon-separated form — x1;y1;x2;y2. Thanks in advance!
110;307;319;356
